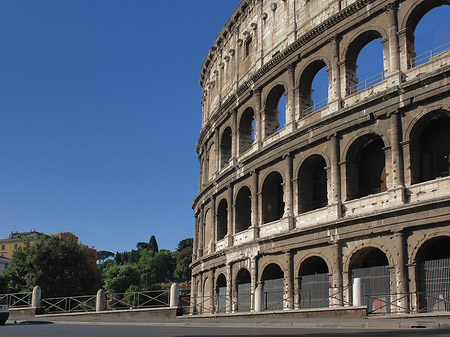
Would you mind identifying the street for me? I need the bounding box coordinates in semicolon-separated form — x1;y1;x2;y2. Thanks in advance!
1;322;450;337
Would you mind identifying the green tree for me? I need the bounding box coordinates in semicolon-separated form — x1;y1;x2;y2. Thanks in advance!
4;236;101;297
97;250;114;264
102;264;140;293
174;238;193;282
148;235;158;253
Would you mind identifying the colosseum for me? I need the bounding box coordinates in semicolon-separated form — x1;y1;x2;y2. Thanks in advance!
191;0;450;315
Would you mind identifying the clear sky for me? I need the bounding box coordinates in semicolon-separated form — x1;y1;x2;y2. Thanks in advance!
0;0;240;253
0;1;447;254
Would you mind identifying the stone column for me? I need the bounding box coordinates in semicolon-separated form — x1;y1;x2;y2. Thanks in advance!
286;63;296;131
407;263;417;313
190;274;197;315
214;127;220;176
226;263;233;313
386;2;400;74
198;207;204;258
210;269;215;313
231;110;237;165
329;134;342;218
227;184;234;247
283;153;294;229
254;88;262;150
193;214;198;260
284;251;294;310
330;36;341;112
393;231;408;313
250;255;259;312
251;171;259;238
389;111;405;203
198;156;203;191
331;242;343;307
211;196;216;253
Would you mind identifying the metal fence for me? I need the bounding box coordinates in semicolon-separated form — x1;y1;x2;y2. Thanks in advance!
107;290;169;310
41;295;97;314
347;71;385;95
408;42;450;69
302;97;328;117
0;292;32;308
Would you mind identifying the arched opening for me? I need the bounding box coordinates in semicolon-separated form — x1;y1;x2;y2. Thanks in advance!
264;84;286;137
220;127;232;169
346;135;386;200
238;107;255;155
216;274;227;313
262;263;284;311
349;247;390;313
235;186;252;233
345;31;384;95
410;113;450;184
236;268;251;312
299;257;330;309
217;199;228;241
298;155;328;213
406;3;450;69
299;60;328;117
202;277;212;314
262;172;284;224
203;210;212;254
415;236;450;313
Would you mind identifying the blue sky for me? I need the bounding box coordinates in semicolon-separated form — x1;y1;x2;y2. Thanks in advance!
0;1;447;254
0;0;240;252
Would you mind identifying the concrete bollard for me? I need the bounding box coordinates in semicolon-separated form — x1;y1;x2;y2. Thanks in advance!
352;277;364;307
170;283;179;308
254;283;264;312
32;286;41;308
96;289;106;312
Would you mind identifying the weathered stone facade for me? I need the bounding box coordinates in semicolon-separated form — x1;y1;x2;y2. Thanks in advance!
192;0;450;315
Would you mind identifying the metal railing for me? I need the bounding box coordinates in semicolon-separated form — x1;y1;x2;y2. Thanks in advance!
107;290;169;310
348;71;385;95
0;292;32;308
408;42;450;69
302;97;328;117
41;294;97;314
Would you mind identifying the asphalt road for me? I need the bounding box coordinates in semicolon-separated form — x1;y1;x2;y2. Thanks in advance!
1;322;450;337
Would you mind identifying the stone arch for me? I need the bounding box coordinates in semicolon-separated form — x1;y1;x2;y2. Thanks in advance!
202;276;212;314
343;243;394;273
297;58;330;117
401;1;450;68
295;252;333;277
235;186;252;233
235;268;251;312
344;133;388;200
215;273;227;313
220;126;232;169
263;83;287;137
217;198;228;241
238;106;255;155
203;208;212;254
261;262;285;311
342;27;387;94
298;255;330;309
409;232;450;265
261;171;285;224
407;109;450;184
297;154;329;213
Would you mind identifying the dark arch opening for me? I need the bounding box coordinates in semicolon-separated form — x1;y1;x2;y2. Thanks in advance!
299;60;328;117
262;263;284;311
217;199;228;241
216;274;227;313
415;236;450;313
236;268;251;312
406;3;450;68
298;155;328;213
346;135;386;200
220;127;232;169
262;172;284;223
239;107;255;154
265;85;286;137
235;186;252;233
299;257;330;309
345;31;384;95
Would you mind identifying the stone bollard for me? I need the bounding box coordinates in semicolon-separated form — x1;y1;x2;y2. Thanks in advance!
32;286;41;308
254;282;264;312
170;283;179;308
96;289;106;312
352;277;364;307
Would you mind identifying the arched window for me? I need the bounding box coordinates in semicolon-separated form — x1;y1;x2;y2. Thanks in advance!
415;236;450;313
235;187;251;233
238;107;255;154
345;31;384;95
346;135;386;200
220;127;232;169
406;3;450;68
299;60;328;117
217;199;228;241
236;269;251;312
203;209;211;254
264;85;286;137
298;155;328;213
262;263;284;311
299;257;329;309
262;172;284;223
216;274;227;313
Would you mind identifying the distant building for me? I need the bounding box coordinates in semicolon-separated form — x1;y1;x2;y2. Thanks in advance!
0;231;97;264
0;256;10;275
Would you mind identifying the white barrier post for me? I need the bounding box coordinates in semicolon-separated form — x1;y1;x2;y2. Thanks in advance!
96;289;106;312
254;282;264;312
32;286;41;308
170;283;180;308
352;277;363;307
